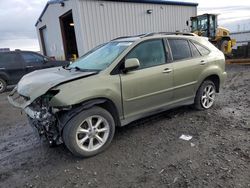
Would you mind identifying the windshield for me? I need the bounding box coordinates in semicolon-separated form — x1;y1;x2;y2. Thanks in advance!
69;41;132;71
191;17;208;32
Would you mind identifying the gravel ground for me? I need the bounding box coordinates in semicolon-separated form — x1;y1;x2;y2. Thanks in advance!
0;64;249;188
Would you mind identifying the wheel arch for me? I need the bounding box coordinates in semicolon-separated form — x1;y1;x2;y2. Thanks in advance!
57;97;122;133
199;74;220;93
0;72;9;84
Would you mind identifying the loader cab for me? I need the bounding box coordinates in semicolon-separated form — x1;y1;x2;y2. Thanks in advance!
190;14;217;39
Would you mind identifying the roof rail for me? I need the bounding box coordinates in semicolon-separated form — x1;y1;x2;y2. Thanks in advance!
111;32;196;41
111;33;147;41
142;32;196;37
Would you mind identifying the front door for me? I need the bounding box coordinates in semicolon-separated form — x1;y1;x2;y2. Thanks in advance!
120;39;173;119
21;52;45;73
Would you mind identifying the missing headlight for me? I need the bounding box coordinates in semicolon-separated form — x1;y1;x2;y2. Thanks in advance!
43;90;60;101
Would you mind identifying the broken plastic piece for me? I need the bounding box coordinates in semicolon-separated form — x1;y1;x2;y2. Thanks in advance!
179;134;193;141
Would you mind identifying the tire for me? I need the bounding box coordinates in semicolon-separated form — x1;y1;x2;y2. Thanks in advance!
218;39;228;54
194;80;216;110
63;106;115;157
0;78;7;93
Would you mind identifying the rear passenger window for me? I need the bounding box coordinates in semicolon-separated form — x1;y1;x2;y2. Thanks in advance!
193;42;210;56
189;41;201;57
168;39;191;61
0;53;19;66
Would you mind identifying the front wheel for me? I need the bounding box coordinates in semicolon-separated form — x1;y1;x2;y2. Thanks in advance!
63;106;115;157
0;78;7;93
194;80;216;110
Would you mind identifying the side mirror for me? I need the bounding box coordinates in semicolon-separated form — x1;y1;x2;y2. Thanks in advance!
124;58;140;72
43;57;49;63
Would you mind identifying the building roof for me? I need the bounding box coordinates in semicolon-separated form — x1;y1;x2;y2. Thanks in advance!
35;0;65;26
105;0;198;6
35;0;198;27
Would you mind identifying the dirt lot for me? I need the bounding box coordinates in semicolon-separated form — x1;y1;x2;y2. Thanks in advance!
0;65;249;188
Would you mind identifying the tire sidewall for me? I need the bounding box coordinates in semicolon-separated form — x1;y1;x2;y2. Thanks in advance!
63;106;115;158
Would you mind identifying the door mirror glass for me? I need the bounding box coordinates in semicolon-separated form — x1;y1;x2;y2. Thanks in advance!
124;58;140;72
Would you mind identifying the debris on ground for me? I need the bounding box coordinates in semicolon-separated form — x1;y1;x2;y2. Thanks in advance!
179;134;193;141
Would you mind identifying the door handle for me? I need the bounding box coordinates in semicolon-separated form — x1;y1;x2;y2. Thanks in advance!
200;60;207;65
0;67;6;70
162;68;172;73
26;66;34;68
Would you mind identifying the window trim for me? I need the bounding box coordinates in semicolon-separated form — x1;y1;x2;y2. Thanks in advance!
163;38;173;63
111;38;169;75
188;40;202;58
189;39;211;56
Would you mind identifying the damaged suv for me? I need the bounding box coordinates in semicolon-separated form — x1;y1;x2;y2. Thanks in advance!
8;33;227;157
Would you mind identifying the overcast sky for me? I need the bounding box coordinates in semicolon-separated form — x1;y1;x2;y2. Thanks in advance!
0;0;250;51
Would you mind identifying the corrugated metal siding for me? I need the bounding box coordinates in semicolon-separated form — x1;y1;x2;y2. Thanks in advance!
231;31;250;48
36;1;73;60
36;0;196;59
76;0;196;55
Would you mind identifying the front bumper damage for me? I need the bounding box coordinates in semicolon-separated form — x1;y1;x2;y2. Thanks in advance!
8;88;62;145
7;69;98;146
8;87;30;109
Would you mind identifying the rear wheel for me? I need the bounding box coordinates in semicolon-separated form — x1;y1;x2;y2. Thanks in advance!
0;78;7;93
63;106;115;157
194;80;216;110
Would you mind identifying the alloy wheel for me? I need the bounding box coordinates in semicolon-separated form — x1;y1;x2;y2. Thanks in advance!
0;81;3;91
75;115;110;152
201;85;215;109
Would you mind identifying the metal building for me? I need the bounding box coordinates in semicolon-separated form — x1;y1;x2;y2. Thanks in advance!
230;31;250;48
36;0;198;60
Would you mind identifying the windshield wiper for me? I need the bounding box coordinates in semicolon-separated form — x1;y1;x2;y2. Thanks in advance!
63;66;99;72
63;66;81;71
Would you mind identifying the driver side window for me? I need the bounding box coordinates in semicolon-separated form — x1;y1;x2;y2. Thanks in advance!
126;39;166;69
21;53;44;64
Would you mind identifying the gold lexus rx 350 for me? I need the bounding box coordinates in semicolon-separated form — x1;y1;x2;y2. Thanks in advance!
8;33;227;157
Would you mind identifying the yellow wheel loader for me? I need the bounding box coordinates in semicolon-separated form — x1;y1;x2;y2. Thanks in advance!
190;14;236;57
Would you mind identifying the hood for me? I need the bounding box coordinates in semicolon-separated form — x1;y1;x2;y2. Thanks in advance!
16;67;96;106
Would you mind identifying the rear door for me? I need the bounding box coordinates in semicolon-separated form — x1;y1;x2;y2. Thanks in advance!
0;52;25;84
120;39;174;119
167;38;204;102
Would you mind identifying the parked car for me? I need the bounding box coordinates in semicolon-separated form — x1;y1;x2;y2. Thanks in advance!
8;33;227;157
0;50;68;93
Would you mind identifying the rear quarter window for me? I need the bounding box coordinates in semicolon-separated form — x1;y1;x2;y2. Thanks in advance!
189;41;201;58
192;41;210;56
